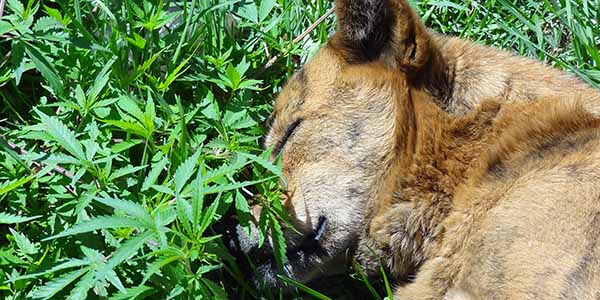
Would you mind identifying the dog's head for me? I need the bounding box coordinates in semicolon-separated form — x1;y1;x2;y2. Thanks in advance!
225;0;443;287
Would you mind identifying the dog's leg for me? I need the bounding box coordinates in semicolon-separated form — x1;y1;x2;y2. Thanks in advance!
393;257;459;300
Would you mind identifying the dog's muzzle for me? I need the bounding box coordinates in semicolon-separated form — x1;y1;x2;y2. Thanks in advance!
219;213;330;288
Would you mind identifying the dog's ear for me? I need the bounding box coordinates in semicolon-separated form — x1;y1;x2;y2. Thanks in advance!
331;0;432;70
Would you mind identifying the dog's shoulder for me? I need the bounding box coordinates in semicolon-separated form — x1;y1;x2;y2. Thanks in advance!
476;98;600;183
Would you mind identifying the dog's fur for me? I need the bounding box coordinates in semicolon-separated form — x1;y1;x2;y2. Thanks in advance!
227;0;600;298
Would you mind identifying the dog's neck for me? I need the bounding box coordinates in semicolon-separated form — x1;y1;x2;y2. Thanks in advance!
396;90;503;201
363;91;503;278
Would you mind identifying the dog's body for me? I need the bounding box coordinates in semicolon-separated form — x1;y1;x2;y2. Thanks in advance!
225;0;600;298
369;96;600;299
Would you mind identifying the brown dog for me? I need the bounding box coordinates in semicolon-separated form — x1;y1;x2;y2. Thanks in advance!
225;0;600;298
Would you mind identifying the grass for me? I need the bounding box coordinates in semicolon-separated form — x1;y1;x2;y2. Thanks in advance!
0;0;598;299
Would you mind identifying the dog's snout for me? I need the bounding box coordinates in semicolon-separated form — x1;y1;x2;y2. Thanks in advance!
298;215;328;254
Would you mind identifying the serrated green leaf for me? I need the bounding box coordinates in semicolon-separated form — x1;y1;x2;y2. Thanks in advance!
66;269;94;300
37;153;81;166
203;176;277;195
30;268;88;300
87;57;116;105
0;174;36;196
22;43;63;96
96;231;153;281
104;119;149;139
234;190;251;234
7;0;25;18
227;111;258;129
257;207;268;247
109;285;154;300
9;228;37;255
12;259;89;282
142;156;168;192
92;97;119;108
192;165;205;231
42;216;150;241
111;139;143;153
234;56;250;77
269;213;286;272
258;0;276;21
0;20;12;36
224;63;240;90
117;95;145;123
142;254;180;284
202;155;249;184
237;79;262;90
143;93;156;132
175;197;192;233
173;151;200;195
105;268;126;292
35;108;85;160
200;90;220;121
11;40;25;85
125;32;147;49
32;16;62;32
0;212;41;224
196;263;223;275
80;246;104;263
166;285;185;300
94;197;152;222
149;184;175;196
237;151;282;176
154;206;177;228
158;56;191;92
198;194;219;235
44;5;68;25
234;190;250;214
107;165;146;181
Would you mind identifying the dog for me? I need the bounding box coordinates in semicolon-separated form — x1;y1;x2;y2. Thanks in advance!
224;0;600;298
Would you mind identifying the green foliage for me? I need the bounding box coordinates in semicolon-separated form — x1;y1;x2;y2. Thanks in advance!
0;0;334;298
410;0;600;87
0;0;598;299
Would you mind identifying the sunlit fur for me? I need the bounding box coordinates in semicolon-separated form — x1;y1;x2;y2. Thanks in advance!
244;0;600;297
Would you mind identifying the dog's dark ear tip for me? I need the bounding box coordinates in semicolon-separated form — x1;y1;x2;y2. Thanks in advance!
334;0;395;63
333;0;432;69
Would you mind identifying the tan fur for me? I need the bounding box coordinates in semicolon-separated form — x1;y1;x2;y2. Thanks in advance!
371;96;600;299
233;0;600;297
